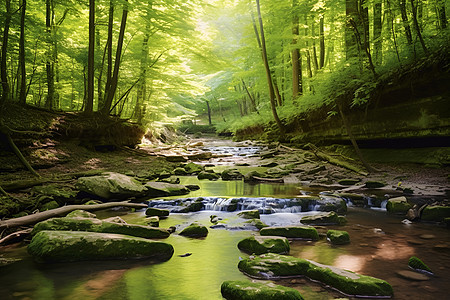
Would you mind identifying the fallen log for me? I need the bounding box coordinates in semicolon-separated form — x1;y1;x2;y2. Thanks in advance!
0;201;147;230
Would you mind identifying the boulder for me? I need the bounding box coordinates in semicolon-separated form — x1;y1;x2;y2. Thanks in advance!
238;210;260;219
396;270;429;281
221;168;244;181
170;198;204;213
327;230;350;245
238;253;393;298
364;181;386;189
66;210;96;218
244;219;268;230
145;207;170;217
173;167;188;175
179;223;208;238
145;182;190;197
76;172;147;200
316;196;347;214
147;216;160;227
221;280;304;300
301;212;347;225
338;178;361;186
197;171;221;181
408;256;433;274
31;184;78;203
28;230;174;263
386;196;412;214
183;162;204;174
32;217;170;239
244;171;268;182
238;236;290;255
421;206;450;222
260;226;319;240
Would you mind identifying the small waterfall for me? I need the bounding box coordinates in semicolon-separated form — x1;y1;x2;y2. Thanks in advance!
380;200;388;209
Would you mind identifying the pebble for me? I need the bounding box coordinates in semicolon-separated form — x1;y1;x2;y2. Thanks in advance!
433;244;450;252
407;239;425;245
420;234;436;240
396;270;430;281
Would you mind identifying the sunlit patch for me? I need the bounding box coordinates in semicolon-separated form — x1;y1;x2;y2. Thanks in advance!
375;240;415;260
84;158;102;168
333;254;367;273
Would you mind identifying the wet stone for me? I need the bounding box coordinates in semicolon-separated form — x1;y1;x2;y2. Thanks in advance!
396;270;430;281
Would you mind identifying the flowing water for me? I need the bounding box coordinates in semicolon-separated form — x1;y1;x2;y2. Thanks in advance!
1;142;449;299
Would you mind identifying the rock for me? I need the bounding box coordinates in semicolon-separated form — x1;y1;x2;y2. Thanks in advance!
169;198;204;213
419;234;435;240
307;165;326;175
158;170;173;179
173;167;188;175
337;193;365;206
386;196;412;214
145;207;170;217
40;201;59;211
259;149;278;159
144;182;190;197
396;270;429;281
260;226;319;240
364;181;386;189
84;200;103;205
197;171;221;181
338;178;361;186
238;236;290;255
164;154;188;162
266;166;290;177
28;230;174;263
259;160;279;167
147;216;160;227
244;219;268;230
183;162;204;174
31;184;78;202
301;212;347;225
221;168;243;181
327;230;350;245
221;280;304;300
316;196;347;214
76;172;147;200
408;256;433;274
158;176;180;184
66;210;96;218
179;223;208;238
32;217;170;239
103;216;127;224
186;184;201;191
238;210;260;219
243;171;268;182
421;206;450;222
238;253;393;297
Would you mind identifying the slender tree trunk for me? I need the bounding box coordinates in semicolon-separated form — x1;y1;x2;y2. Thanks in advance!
206;100;212;125
85;0;95;114
319;16;325;69
241;79;258;113
1;0;12;110
373;0;383;65
102;0;128;115
255;0;285;136
311;21;319;72
306;50;313;78
18;0;27;105
104;0;114;105
291;0;302;99
399;0;413;44
436;0;447;29
45;0;55;109
410;0;428;54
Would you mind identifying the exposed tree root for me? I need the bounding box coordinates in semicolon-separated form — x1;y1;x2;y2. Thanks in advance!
0;228;32;245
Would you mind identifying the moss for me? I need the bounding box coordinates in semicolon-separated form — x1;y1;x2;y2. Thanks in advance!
408;256;433;273
174;167;188;175
301;212;346;225
260;226;319;240
238;253;393;298
145;207;170;217
40;201;60;211
183;162;204;174
238;210;260;219
179;223;208;238
244;219;268;230
326;230;350;245
338;178;361;185
221;168;244;180
66;210;97;218
421;206;450;222
237;236;290;255
197;171;220;180
386;196;412;214
28;230;174;263
221;280;304;300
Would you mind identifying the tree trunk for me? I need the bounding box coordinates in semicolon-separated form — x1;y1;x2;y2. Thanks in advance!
103;0;114;110
399;0;413;44
306;50;313;78
0;0;11;110
410;0;428;54
85;0;95;114
436;0;447;29
206;100;212;125
311;21;319;72
45;0;55;110
241;79;258;113
291;0;302;99
102;0;128;115
255;0;285;136
18;0;27;105
373;0;383;65
319;16;325;69
345;0;361;59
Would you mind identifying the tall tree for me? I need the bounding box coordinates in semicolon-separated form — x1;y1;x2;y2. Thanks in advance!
373;0;382;65
436;0;447;29
319;16;325;69
85;0;95;114
45;0;55;109
18;0;27;105
1;0;12;110
399;0;413;44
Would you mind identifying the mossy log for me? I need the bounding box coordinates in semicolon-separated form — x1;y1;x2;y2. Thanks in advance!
0;201;147;230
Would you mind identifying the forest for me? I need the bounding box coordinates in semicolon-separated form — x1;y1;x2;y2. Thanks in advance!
0;0;449;299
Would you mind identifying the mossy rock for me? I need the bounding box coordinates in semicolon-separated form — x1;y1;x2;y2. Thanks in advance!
179;223;208;238
301;212;347;225
66;210;97;218
32;217;170;239
238;210;260;219
40;201;60;211
316;197;347;214
386;196;412;214
28;230;174;263
197;171;221;181
144;182;190;197
173;167;188;175
238;253;393;298
183;162;204;174
364;181;386;189
244;171;267;182
238;236;290;255
145;207;170;217
244;219;268;230
221;280;304;300
408;256;433;274
147;216;159;227
221;168;244;180
327;230;350;245
421;206;450;222
338;178;361;186
31;184;78;201
260;226;319;240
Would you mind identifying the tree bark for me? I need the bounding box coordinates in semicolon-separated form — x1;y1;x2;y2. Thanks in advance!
291;0;302;99
103;0;114;110
436;0;447;29
373;0;382;65
102;0;128;115
255;0;285;136
399;0;413;44
319;16;325;69
345;0;361;59
410;0;428;54
18;0;27;105
0;0;11;110
241;79;258;113
45;0;55;109
85;0;95;114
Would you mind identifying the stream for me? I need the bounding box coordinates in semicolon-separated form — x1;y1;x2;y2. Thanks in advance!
0;140;449;299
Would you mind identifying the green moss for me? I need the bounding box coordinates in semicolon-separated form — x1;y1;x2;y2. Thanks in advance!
237;236;290;255
244;219;268;230
326;230;350;245
238;253;393;297
301;211;346;225
421;206;450;222
145;207;170;217
238;210;260;219
179;223;208;238
66;210;97;218
221;168;244;180
408;256;433;273
28;230;174;263
221;280;304;300
183;162;204;174
386;196;412;214
197;171;220;180
260;226;319;240
40;201;60;211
